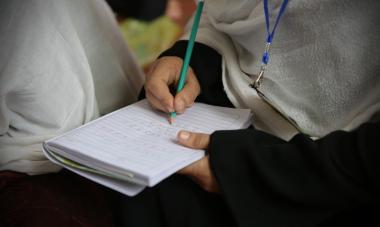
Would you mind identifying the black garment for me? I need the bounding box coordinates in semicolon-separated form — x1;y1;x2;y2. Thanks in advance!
105;0;166;21
117;41;380;227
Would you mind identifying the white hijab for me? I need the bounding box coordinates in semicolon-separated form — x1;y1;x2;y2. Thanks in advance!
184;0;380;139
0;0;144;174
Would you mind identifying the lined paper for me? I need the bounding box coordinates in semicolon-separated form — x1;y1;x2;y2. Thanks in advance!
47;99;252;186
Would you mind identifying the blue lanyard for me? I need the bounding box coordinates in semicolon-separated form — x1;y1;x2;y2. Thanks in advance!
251;0;289;89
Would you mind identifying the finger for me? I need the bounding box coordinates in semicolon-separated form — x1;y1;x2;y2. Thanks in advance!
177;156;205;175
145;81;174;112
145;58;180;112
174;70;200;114
177;163;194;175
146;92;173;113
177;131;210;149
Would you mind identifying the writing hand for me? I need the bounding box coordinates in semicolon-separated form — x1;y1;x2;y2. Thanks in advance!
176;130;219;193
145;56;200;114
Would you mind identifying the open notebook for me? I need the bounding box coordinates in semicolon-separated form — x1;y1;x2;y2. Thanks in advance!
43;99;252;196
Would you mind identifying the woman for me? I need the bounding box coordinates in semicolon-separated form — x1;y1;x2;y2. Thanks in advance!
119;0;380;226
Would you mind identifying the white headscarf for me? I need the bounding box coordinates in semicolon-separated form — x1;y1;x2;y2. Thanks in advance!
184;0;380;139
0;0;144;174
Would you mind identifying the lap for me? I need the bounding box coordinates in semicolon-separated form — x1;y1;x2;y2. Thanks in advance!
0;170;115;227
115;175;236;227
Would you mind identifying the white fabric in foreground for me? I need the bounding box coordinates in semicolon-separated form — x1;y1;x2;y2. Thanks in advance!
0;0;144;174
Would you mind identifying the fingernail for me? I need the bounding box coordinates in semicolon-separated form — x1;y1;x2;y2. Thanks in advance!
176;101;185;113
164;100;174;112
166;104;174;112
179;131;190;141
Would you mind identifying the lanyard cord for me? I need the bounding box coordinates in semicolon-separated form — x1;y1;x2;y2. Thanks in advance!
251;0;289;89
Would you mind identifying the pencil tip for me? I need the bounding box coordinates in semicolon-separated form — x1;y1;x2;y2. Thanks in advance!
169;117;175;125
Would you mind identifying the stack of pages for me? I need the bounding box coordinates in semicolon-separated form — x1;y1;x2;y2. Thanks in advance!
43;99;252;196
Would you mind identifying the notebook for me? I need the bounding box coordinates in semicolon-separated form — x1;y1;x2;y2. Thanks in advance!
43;99;252;196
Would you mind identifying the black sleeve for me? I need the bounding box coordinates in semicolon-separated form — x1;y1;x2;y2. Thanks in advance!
208;122;380;227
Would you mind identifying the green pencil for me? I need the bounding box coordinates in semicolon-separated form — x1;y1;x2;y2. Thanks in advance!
169;0;204;124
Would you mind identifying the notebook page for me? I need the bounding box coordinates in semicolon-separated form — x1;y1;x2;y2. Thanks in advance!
48;100;252;186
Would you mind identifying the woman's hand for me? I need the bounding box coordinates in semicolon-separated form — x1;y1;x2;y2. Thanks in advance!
145;56;200;114
177;130;219;193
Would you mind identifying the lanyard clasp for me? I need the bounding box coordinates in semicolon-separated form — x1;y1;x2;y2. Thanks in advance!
250;65;266;89
249;42;271;89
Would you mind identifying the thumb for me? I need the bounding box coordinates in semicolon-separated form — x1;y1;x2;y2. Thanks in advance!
177;131;210;149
